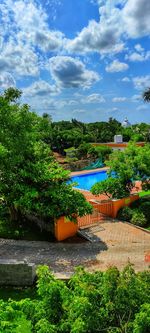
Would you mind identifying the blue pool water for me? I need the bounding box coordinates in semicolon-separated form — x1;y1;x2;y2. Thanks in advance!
71;170;108;191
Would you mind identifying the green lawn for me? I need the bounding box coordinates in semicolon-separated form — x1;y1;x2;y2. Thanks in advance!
139;190;150;197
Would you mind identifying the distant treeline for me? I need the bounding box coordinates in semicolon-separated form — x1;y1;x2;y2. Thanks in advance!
43;116;150;154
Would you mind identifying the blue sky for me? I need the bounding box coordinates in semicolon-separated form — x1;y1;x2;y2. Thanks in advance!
0;0;150;124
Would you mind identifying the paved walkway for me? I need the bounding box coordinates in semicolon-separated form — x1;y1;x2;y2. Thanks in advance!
0;222;149;277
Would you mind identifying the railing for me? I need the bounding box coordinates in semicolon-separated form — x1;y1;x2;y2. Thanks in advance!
90;200;113;217
77;207;105;228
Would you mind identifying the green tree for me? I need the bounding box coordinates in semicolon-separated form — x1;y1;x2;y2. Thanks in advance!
133;304;150;333
91;143;150;198
0;265;150;332
91;177;129;199
0;88;92;224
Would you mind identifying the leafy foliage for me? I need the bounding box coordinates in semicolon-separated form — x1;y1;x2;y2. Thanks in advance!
91;177;128;199
0;88;92;224
117;196;150;228
117;206;133;221
131;209;147;227
0;265;150;333
91;143;150;200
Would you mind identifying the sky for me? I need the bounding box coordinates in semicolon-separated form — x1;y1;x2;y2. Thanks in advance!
0;0;150;124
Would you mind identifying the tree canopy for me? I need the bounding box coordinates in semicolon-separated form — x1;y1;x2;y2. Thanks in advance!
0;88;92;223
0;264;150;333
91;143;150;199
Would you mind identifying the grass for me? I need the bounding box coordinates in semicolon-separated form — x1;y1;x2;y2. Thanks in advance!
139;190;150;197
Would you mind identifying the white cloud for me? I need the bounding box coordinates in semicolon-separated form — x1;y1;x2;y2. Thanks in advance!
136;105;149;111
133;75;150;90
126;52;145;62
0;72;16;89
66;0;150;57
106;59;129;72
134;44;144;53
23;80;59;97
85;93;105;103
122;76;130;82
49;56;100;89
0;0;65;81
112;107;119;111
34;30;64;51
112;97;127;102
0;40;39;77
125;45;150;62
122;0;150;38
131;94;142;102
72;109;86;114
66;0;124;55
67;19;123;55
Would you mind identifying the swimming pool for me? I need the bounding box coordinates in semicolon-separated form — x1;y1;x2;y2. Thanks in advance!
71;170;108;191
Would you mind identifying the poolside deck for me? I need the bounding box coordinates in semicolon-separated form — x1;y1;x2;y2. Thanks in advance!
71;166;109;176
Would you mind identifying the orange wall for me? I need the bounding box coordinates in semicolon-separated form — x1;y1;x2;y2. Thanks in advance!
92;142;145;148
55;216;78;241
112;194;139;218
90;194;139;219
55;195;139;241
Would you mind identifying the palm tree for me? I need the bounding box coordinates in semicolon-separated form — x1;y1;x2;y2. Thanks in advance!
143;88;150;102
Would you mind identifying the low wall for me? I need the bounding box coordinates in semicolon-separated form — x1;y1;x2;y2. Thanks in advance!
55;217;78;241
0;260;36;286
111;194;139;218
90;194;139;219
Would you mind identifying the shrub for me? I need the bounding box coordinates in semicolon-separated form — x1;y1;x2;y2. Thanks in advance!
131;209;147;227
65;157;78;163
117;206;133;222
76;143;92;159
95;145;112;162
139;201;150;224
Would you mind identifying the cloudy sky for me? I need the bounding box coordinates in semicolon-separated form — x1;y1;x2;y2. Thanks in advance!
0;0;150;123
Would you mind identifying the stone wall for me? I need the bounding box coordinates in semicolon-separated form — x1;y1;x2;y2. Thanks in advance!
0;259;36;286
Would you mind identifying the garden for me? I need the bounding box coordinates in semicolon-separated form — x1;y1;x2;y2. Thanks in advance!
0;89;150;333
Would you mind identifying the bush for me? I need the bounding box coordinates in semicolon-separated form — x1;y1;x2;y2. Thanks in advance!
65;157;78;163
76;143;92;159
139;201;150;224
131;209;147;227
117;206;133;222
95;145;112;162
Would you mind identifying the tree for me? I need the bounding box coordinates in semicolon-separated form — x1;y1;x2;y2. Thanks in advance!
0;88;92;223
133;304;150;333
91;143;150;198
0;264;150;332
91;177;129;199
143;88;150;102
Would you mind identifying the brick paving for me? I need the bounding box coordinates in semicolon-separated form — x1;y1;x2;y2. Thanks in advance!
0;222;149;276
85;221;150;272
